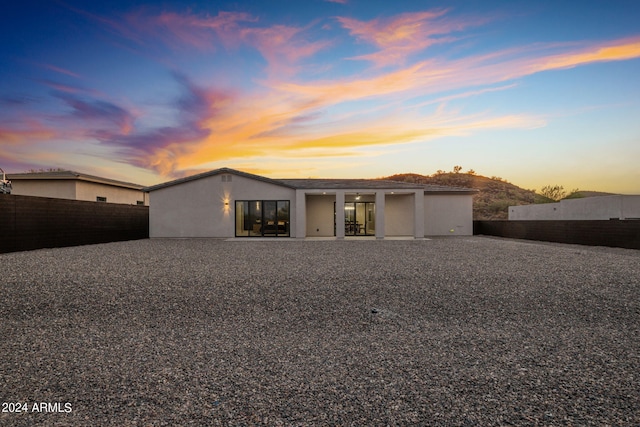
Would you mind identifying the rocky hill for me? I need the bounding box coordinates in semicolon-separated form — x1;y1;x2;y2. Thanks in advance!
383;171;554;220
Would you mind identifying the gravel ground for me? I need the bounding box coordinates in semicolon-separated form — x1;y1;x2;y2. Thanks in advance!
1;237;639;426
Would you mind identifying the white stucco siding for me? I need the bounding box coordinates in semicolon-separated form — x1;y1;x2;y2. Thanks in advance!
76;181;146;205
149;173;296;238
509;203;561;220
509;195;640;220
305;195;335;237
622;196;640;219
559;195;640;220
10;179;146;205
424;194;473;236
10;180;76;200
562;197;616;220
385;194;414;236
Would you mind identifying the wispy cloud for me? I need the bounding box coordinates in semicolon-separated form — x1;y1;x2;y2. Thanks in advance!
272;36;640;105
336;10;480;67
527;37;640;72
95;32;640;177
92;73;225;175
239;25;331;76
7;6;640;180
95;8;329;77
41;64;82;78
0;124;56;145
55;93;135;134
122;10;256;51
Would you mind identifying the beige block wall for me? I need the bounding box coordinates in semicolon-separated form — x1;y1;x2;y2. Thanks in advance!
509;195;640;220
509;202;561;220
385;193;414;236
424;194;473;236
149;173;296;238
10;180;76;200
11;179;146;205
305;195;335;237
76;181;146;205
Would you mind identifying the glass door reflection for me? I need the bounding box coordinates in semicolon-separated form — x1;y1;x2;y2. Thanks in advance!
342;202;375;236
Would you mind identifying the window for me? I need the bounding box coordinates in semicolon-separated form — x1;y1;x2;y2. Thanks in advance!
136;201;145;205
96;196;107;202
235;200;290;237
221;174;232;182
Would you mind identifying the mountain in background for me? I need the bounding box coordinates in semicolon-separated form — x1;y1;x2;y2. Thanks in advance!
382;170;617;220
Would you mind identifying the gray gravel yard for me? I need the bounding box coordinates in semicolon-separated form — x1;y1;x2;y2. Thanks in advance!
1;237;639;426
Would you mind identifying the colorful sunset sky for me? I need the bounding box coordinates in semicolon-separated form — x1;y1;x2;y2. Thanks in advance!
1;1;639;193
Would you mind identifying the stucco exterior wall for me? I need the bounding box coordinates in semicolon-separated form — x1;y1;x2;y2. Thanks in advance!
305;195;335;237
509;195;640;220
76;181;146;205
10;179;146;205
10;180;76;200
509;203;562;220
149;173;296;238
424;194;473;236
385;193;414;236
147;169;475;239
559;196;624;220
622;196;640;219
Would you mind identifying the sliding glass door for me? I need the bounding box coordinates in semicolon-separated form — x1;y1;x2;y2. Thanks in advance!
235;200;290;237
336;202;375;236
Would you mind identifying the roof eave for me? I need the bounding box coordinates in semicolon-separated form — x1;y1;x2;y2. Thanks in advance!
143;167;297;192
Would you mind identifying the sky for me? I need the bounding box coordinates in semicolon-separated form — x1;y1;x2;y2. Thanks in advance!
1;1;639;193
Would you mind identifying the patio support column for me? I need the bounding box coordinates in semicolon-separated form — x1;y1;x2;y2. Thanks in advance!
414;190;425;239
375;191;385;239
336;191;345;239
295;189;306;239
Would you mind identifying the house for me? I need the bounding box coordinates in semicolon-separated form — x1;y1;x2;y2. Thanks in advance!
509;195;640;220
7;171;148;205
144;167;476;239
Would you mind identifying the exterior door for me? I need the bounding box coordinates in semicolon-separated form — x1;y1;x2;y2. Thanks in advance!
336;202;375;236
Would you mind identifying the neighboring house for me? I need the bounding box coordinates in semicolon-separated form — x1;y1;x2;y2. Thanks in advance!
509;195;640;220
8;171;148;205
144;167;476;239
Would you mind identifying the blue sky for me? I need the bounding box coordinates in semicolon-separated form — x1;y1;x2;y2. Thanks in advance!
1;0;639;193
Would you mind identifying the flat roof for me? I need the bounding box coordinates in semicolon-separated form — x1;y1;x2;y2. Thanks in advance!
7;171;145;190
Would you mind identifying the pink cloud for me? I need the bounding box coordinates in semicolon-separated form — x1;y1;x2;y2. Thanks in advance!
270;36;640;109
92;73;234;176
239;25;331;76
123;10;256;51
39;80;98;95
124;35;640;177
98;8;329;77
337;9;480;67
41;64;82;79
35;6;640;179
0;124;56;145
526;37;640;72
56;94;135;135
